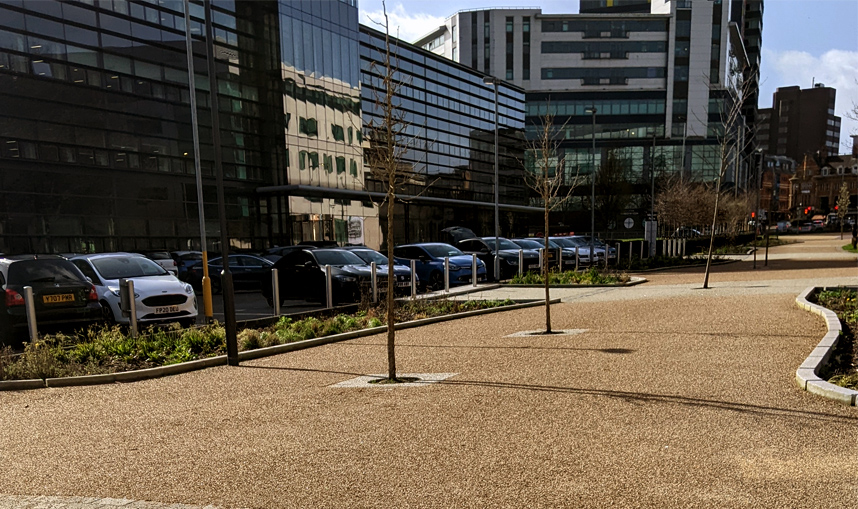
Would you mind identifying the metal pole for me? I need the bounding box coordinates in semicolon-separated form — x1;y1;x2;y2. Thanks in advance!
271;269;280;316
23;286;37;343
444;257;450;293
371;261;378;303
754;149;763;269
518;249;523;276
410;260;416;299
325;265;333;309
204;1;237;365
492;83;500;282
471;254;478;287
182;0;212;323
537;248;543;275
127;280;138;338
617;243;621;268
575;248;579;271
588;107;597;263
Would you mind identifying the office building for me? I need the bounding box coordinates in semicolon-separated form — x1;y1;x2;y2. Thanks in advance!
757;84;842;162
416;0;763;232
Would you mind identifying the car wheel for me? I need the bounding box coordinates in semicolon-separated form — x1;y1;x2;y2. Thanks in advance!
428;271;444;291
101;301;117;324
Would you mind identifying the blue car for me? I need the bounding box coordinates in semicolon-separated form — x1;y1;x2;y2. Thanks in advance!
393;243;487;291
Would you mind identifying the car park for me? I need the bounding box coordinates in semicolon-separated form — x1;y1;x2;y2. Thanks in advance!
548;236;601;264
139;251;178;275
70;253;197;328
262;248;377;306
455;237;540;281
513;238;591;270
339;246;416;294
170;251;203;282
576;235;618;260
186;254;273;293
509;238;558;268
0;255;102;344
393;243;486;291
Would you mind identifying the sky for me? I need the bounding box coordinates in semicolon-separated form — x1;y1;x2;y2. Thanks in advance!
358;0;858;155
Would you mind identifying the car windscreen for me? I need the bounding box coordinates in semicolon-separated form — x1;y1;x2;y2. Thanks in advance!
314;250;366;266
513;240;543;249
422;244;464;258
91;256;168;279
146;252;171;260
8;260;85;285
550;238;577;248
351;250;388;265
179;253;203;261
482;238;521;250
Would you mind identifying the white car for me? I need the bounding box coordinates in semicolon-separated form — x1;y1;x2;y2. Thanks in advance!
69;253;197;328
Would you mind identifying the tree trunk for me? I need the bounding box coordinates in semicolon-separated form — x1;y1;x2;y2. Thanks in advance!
386;191;396;380
544;203;551;333
702;176;722;289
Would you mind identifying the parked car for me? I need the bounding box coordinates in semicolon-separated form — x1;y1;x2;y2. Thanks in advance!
455;237;540;281
789;222;813;234
186;254;273;293
139;251;178;275
509;238;558;268
339;246;416;294
511;238;592;270
440;226;479;245
776;221;791;233
70;253;197;328
393;243;487;291
262;244;318;263
548;236;601;264
672;227;703;238
0;255;102;344
170;251;203;282
262;248;385;306
811;219;825;231
576;235;618;260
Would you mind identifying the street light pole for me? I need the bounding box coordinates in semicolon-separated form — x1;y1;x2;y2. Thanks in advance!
586;107;597;261
204;1;238;365
754;148;763;270
483;76;500;281
182;0;212;323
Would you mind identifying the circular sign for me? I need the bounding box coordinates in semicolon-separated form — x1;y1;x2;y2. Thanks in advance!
624;217;634;229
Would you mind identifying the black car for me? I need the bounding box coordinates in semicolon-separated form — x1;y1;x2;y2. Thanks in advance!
186;254;273;293
263;248;377;306
456;237;541;281
339;246;415;295
0;255;102;345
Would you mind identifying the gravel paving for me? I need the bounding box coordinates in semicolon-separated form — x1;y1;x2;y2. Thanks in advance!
1;234;857;508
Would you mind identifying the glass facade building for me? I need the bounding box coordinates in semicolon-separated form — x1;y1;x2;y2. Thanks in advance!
357;25;531;244
0;0;367;253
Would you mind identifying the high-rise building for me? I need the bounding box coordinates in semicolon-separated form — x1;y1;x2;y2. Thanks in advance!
416;0;763;230
757;84;842;162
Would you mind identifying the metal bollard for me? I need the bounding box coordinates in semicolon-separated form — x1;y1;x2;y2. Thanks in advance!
325;265;333;309
472;254;478;287
640;240;644;259
558;247;563;271
23;286;37;343
538;248;543;274
271;269;280;316
410;260;417;300
122;279;138;338
630;241;633;264
518;249;523;276
681;239;686;258
371;261;378;303
444;256;450;293
575;248;579;271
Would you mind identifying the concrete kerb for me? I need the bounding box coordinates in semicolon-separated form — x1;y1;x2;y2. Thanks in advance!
1;298;554;391
794;286;858;406
504;276;647;288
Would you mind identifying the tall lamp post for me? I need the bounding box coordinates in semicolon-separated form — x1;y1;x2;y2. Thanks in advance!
483;76;500;281
754;148;763;269
585;107;597;261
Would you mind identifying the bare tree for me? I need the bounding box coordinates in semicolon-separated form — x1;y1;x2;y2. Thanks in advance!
702;65;757;288
837;182;850;240
593;149;634;231
362;3;424;382
524;111;580;333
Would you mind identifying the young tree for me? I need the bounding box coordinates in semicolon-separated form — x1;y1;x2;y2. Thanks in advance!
594;149;634;231
837;182;850;240
362;3;423;382
524;111;580;333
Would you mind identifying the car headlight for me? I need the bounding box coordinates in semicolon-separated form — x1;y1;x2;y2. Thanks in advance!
506;259;518;265
109;288;139;298
449;265;464;271
183;283;194;294
338;276;357;282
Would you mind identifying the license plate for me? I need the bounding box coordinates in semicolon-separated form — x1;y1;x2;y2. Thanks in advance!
528;264;539;269
155;305;180;314
43;293;74;304
396;282;410;287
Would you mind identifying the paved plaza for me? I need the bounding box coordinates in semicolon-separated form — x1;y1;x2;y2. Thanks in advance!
1;234;857;508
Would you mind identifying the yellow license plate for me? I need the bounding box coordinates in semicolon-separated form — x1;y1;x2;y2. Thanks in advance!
43;293;74;304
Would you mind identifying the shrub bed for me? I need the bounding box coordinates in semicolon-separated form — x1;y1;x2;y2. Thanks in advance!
0;299;514;382
814;288;858;389
508;267;629;285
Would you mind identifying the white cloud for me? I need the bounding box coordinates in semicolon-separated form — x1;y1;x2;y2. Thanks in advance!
762;48;858;153
359;2;447;43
